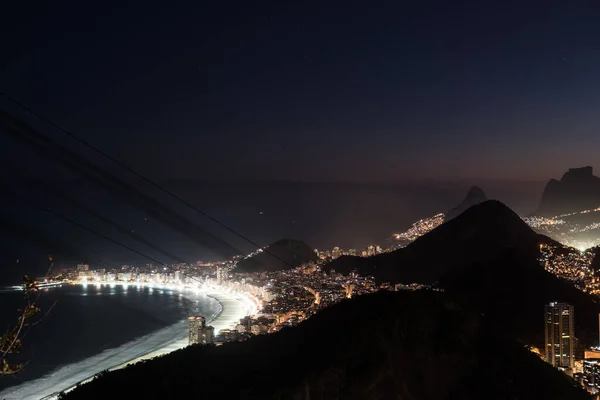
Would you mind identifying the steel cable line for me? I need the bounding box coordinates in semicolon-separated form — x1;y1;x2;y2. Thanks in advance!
0;163;188;264
0;186;167;267
0;93;298;269
0;109;241;260
0;186;214;288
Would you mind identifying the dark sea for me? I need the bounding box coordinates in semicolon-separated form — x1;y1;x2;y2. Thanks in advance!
0;284;221;400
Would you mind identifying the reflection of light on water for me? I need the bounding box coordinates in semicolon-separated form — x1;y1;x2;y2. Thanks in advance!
148;288;153;295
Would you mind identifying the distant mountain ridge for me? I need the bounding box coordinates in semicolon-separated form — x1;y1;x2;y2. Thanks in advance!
445;185;488;220
235;239;318;273
535;166;600;216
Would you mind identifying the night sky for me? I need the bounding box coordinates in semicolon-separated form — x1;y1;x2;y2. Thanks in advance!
2;1;600;183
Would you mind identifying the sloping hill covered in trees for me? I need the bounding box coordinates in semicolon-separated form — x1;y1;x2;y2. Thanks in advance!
325;200;552;284
62;290;590;400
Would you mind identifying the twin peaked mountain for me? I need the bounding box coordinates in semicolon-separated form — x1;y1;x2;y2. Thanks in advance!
536;166;600;216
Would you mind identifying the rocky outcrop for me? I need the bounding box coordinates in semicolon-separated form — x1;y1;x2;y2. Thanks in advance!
535;166;600;216
445;186;488;221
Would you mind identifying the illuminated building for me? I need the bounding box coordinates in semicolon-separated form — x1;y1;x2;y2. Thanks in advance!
583;359;600;394
585;349;600;359
188;316;206;345
188;316;214;345
216;266;227;284
199;325;214;344
545;302;575;371
77;264;90;271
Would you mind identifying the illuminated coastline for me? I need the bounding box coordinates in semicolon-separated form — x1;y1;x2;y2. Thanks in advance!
0;282;255;400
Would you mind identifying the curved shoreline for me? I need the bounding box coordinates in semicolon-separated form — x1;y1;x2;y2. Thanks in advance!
0;285;253;400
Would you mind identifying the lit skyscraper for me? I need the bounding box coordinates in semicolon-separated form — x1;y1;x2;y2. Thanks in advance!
545;302;574;371
199;325;214;345
188;316;206;345
188;316;214;345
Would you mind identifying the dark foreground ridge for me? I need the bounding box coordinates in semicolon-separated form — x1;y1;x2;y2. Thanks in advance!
535;166;600;216
441;248;600;349
325;200;551;284
62;290;590;400
235;238;319;273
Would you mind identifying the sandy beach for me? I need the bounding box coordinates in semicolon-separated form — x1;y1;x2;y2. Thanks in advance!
110;290;254;370
0;287;253;400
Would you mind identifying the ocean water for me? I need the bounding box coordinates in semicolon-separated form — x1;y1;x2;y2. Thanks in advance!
0;284;221;399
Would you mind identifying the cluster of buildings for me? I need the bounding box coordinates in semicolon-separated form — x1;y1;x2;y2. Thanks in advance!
538;244;600;293
188;316;214;345
524;210;600;251
315;244;386;260
392;213;445;242
208;265;382;338
183;254;438;345
523;216;566;229
543;302;600;397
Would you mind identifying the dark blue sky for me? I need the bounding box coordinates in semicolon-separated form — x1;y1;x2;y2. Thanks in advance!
2;0;600;182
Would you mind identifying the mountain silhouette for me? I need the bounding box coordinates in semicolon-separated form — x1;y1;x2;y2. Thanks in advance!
445;185;488;220
325;200;552;284
441;248;600;349
535;166;600;216
62;290;591;400
235;239;318;273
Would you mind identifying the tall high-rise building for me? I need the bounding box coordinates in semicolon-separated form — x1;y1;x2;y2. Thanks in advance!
216;266;225;284
188;316;206;345
188;316;214;345
545;302;575;370
200;326;215;344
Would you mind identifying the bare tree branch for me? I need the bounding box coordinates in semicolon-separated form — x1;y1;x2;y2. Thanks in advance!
0;276;47;375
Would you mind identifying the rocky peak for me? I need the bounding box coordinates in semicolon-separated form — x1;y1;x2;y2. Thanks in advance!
445;186;488;221
535;166;600;216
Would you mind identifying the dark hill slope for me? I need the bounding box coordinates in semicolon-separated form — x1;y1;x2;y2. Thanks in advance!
63;290;590;400
441;249;600;349
235;239;318;273
326;200;549;284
